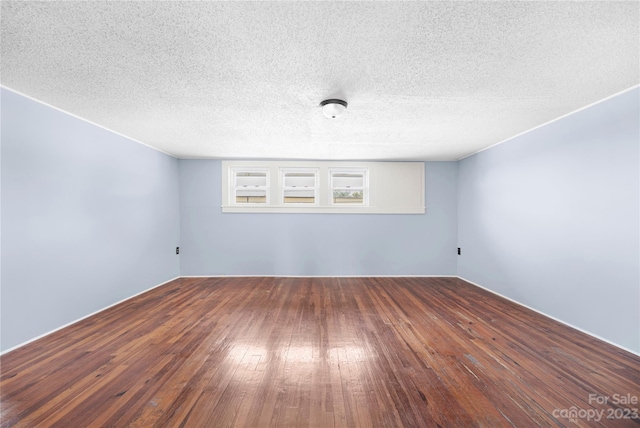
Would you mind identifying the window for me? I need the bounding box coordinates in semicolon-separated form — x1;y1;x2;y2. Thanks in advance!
330;169;368;205
222;160;424;214
231;168;269;204
281;168;318;204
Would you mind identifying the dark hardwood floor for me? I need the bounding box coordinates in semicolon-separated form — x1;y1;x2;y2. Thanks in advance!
1;277;638;427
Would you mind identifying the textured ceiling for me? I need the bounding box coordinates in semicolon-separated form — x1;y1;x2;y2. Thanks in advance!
2;1;639;160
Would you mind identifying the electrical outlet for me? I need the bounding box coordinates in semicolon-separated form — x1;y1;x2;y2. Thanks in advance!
457;247;461;255
176;247;180;255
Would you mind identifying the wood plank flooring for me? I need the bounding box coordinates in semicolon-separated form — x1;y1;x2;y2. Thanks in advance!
1;277;639;427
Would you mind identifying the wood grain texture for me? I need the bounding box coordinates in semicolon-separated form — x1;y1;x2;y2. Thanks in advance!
1;277;639;427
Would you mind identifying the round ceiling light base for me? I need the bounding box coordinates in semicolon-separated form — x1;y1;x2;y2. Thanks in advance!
320;99;348;119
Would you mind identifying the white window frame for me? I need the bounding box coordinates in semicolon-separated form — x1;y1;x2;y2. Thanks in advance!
329;168;369;206
221;160;425;214
280;167;319;205
230;167;270;206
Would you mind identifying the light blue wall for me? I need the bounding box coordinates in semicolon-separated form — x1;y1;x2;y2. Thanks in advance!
179;160;458;276
1;88;181;352
3;84;637;354
457;88;640;353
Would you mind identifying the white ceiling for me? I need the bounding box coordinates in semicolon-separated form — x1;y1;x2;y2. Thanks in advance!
2;1;638;161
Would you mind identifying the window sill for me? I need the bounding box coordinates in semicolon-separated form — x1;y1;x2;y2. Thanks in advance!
221;205;426;214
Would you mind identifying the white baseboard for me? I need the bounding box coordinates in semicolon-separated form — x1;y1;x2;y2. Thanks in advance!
0;276;180;356
456;276;640;357
180;274;458;278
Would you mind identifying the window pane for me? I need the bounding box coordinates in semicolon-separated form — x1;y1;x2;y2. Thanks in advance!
236;171;267;187
284;189;315;203
332;173;364;188
284;172;315;188
333;189;364;204
236;188;267;204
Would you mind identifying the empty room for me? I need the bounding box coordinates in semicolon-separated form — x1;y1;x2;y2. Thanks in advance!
1;1;639;427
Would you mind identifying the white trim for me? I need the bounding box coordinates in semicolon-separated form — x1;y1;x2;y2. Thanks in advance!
457;276;640;357
0;276;180;356
1;85;177;159
180;275;457;278
220;205;425;214
457;84;640;161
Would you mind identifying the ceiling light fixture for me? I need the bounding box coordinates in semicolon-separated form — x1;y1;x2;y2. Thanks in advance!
320;99;348;119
